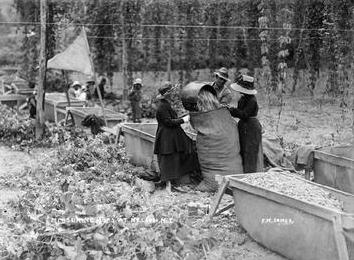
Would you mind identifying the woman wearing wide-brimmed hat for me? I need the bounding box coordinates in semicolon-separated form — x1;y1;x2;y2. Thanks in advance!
228;74;263;173
153;82;199;192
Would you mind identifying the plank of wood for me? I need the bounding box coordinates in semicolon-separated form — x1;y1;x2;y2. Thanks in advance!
332;215;350;260
0;94;27;101
215;203;235;216
314;151;354;169
207;177;230;220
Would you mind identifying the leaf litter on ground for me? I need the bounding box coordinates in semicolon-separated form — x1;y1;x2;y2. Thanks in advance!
0;132;285;260
0;104;286;259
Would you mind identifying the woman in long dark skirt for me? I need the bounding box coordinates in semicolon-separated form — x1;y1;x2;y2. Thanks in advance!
153;82;199;192
228;74;264;173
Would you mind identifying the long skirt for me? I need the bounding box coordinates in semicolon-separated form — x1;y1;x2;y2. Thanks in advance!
238;118;264;173
131;101;141;121
157;151;199;182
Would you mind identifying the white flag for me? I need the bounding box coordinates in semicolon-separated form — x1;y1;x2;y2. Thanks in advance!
47;28;94;76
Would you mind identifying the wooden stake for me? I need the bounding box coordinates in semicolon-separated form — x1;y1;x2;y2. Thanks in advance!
167;11;174;82
36;0;47;139
62;70;71;107
167;41;172;81
62;70;75;126
81;27;108;127
332;215;349;260
352;107;354;145
121;1;128;101
207;177;230;221
93;81;107;126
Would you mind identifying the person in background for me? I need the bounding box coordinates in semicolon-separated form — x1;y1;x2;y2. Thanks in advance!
128;78;143;123
28;82;36;89
68;81;82;99
77;85;88;101
27;90;37;120
228;74;263;173
85;80;95;96
211;67;232;105
94;77;106;99
153;83;199;193
85;80;95;107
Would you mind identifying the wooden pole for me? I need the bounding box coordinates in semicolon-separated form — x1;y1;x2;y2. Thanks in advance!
62;70;71;107
332;215;350;260
36;0;47;139
82;27;108;127
351;83;354;145
121;1;128;101
62;70;75;126
167;42;172;81
167;18;174;82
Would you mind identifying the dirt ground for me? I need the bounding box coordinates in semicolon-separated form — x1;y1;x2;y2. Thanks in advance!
258;95;353;146
0;146;32;207
0;145;286;259
0;94;352;259
0;146;54;207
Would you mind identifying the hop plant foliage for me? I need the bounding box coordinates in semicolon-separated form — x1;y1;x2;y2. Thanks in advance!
0;132;217;259
0;104;85;151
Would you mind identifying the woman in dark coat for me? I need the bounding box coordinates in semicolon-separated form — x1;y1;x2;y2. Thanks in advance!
153;82;199;192
128;78;142;123
228;74;263;173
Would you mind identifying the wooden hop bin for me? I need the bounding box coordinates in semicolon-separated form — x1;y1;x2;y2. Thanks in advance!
0;94;27;110
313;146;354;194
121;123;196;172
44;92;86;124
228;172;354;260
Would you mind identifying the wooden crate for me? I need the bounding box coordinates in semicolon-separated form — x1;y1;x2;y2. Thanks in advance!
0;94;27;110
121;123;195;171
228;172;354;260
44;92;86;124
314;146;354;194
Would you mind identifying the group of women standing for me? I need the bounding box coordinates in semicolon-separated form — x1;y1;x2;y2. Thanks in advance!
153;68;263;191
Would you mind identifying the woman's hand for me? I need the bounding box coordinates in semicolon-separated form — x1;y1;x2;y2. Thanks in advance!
221;104;231;110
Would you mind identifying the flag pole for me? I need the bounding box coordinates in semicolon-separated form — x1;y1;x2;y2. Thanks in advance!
62;70;75;126
82;27;108;127
62;70;71;107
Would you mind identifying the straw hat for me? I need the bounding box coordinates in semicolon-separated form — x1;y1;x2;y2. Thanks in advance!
214;67;229;81
230;74;257;95
72;81;81;87
86;77;95;84
156;82;173;99
133;78;143;86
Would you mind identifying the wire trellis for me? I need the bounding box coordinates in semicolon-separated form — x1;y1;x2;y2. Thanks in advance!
0;21;353;33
